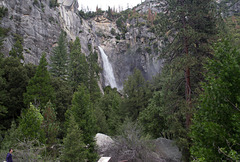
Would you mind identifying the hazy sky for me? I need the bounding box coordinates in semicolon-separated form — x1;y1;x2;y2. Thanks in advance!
78;0;144;11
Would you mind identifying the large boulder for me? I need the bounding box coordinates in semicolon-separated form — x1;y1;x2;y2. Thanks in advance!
95;133;181;162
154;138;182;162
95;133;114;156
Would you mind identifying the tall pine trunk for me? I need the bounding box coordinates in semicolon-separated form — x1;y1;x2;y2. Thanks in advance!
181;0;191;161
179;0;192;129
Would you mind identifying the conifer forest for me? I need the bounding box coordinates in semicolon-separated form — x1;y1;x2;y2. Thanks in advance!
0;0;240;161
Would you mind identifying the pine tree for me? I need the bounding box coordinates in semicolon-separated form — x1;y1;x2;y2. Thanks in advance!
140;65;186;139
42;101;59;148
50;31;69;80
24;53;55;109
9;34;24;60
69;37;89;92
87;45;101;103
0;6;8;19
95;86;121;135
65;85;98;161
191;39;240;161
0;26;8;130
18;103;45;142
50;77;72;136
122;68;152;121
160;0;219;126
142;0;220;160
0;55;7;131
61;115;87;162
1;121;19;150
49;0;58;8
0;57;29;129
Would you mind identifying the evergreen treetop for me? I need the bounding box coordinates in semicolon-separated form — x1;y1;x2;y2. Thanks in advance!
9;34;24;61
191;39;240;161
50;31;69;80
69;37;89;92
24;53;55;109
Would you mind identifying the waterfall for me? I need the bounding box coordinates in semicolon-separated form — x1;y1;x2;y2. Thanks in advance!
98;46;118;89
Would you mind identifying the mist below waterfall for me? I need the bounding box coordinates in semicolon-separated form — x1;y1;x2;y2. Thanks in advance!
98;46;118;89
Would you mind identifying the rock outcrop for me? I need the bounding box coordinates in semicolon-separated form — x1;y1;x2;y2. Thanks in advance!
0;0;61;64
95;133;114;156
1;0;239;88
95;133;182;162
0;0;163;88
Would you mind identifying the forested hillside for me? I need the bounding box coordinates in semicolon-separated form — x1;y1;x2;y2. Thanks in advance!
0;0;240;161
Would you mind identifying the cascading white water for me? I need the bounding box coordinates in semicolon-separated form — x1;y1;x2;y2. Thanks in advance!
98;46;118;89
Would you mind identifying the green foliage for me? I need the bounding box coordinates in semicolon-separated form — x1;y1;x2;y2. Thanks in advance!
65;85;98;161
24;63;37;78
33;0;39;7
96;7;104;16
24;53;55;109
50;77;72;137
18;103;45;142
50;31;69;80
0;7;8;19
67;85;96;142
110;28;116;35
0;54;8;130
9;34;24;60
78;10;95;19
139;0;221;160
42;102;59;147
0;56;35;133
107;120;159;162
107;6;113;20
0;26;10;50
8;139;49;161
115;34;121;40
116;16;127;32
95;87;122;135
0;57;30;129
87;49;101;103
41;2;45;12
225;16;240;46
49;0;59;8
1;121;19;150
69;37;89;92
190;39;240;161
145;46;151;53
139;65;187;140
61;115;87;162
121;69;152;121
139;90;168;139
96;31;106;38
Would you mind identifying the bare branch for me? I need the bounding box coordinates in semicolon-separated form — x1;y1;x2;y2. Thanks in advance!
225;98;240;112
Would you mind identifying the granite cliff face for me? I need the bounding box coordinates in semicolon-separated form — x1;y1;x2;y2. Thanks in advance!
0;0;163;88
0;0;87;64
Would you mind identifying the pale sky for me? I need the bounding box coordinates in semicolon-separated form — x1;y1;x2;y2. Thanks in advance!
78;0;144;12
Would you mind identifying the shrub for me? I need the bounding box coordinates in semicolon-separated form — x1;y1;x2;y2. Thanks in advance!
103;121;163;162
0;7;8;19
145;46;151;53
49;0;58;8
115;34;120;40
110;28;116;35
33;0;39;7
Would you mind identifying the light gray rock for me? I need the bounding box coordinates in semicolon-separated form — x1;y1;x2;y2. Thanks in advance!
95;133;181;162
155;138;182;162
95;133;114;156
0;0;61;64
0;0;164;88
